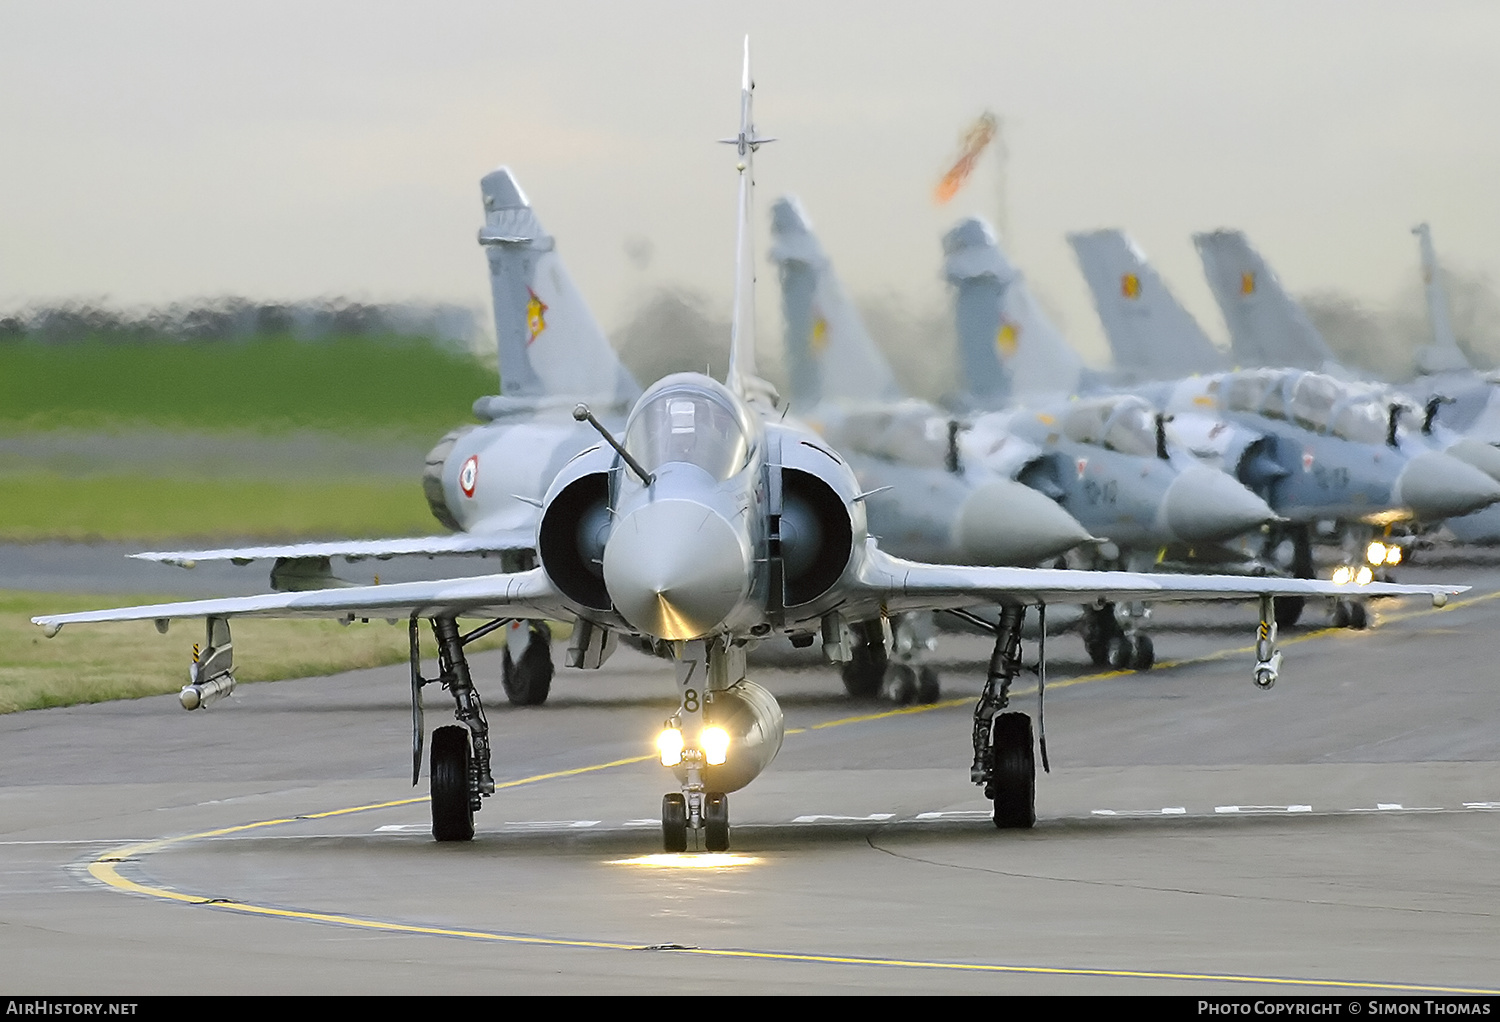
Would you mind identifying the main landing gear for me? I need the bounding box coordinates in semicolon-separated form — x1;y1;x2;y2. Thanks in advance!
410;615;501;842
970;605;1039;829
501;621;555;705
1082;602;1154;671
839;615;940;705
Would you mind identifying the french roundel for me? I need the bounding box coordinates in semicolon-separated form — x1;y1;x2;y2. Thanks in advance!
459;455;479;498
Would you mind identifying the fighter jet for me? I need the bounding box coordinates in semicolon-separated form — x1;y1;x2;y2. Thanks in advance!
1070;229;1500;625
942;218;1281;664
124;167;642;706
34;43;1465;851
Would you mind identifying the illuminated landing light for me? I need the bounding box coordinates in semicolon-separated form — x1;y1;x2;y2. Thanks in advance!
1332;566;1353;585
701;726;730;766
608;853;761;869
1367;542;1388;566
657;727;684;767
1355;566;1374;585
1385;546;1403;566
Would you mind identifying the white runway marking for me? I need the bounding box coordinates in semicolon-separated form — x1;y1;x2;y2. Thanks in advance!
791;813;895;824
365;800;1500;834
914;811;991;821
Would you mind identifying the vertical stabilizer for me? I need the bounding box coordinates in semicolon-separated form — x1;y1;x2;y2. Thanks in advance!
1412;223;1472;375
723;38;777;406
943;216;1082;408
477;167;639;408
769;196;903;412
1193;229;1339;372
1068;229;1228;382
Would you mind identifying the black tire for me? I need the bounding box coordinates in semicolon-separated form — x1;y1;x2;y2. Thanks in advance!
1132;634;1155;671
1082;606;1116;666
704;792;730;852
1276;527;1314;629
1347;601;1368;630
502;624;554;706
1276;596;1305;629
1107;635;1132;670
430;724;474;842
990;712;1036;830
1331;599;1350;628
662;793;688;853
916;666;941;704
882;662;918;705
840;640;887;698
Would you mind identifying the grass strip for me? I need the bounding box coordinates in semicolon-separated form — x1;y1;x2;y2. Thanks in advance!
0;336;497;436
0;473;445;542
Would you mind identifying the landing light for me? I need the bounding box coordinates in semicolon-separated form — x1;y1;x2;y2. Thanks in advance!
1385;546;1403;566
1355;566;1373;585
1332;566;1353;585
701;726;730;766
657;726;684;767
1367;542;1387;565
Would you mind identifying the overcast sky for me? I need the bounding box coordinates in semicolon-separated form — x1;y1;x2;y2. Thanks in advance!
2;1;1496;364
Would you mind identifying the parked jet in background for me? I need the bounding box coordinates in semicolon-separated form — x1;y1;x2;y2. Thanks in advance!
31;44;1468;855
1071;228;1500;624
942;217;1280;662
1190;225;1500;548
130;167;643;706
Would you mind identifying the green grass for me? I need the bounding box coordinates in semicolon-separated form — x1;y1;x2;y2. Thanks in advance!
0;335;498;435
0;590;527;714
0;473;444;541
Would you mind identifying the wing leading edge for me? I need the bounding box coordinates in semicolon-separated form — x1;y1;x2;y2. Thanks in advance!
32;568;567;633
130;530;537;568
849;543;1462;618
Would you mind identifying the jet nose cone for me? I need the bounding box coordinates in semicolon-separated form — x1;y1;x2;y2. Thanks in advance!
954;479;1092;565
1396;450;1500;520
603;499;750;641
1162;466;1278;543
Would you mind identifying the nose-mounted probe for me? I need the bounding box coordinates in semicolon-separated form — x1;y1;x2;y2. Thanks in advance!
573;403;654;485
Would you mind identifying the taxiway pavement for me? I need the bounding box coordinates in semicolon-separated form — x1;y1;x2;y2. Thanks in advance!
2;554;1497;994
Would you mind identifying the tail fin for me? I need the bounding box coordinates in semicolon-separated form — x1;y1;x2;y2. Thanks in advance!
768;196;903;412
1412;223;1472;375
1193;229;1339;372
476;167;639;415
1068;229;1228;382
723;37;778;407
943;217;1082;408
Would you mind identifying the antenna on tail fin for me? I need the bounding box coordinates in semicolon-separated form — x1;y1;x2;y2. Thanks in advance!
720;37;777;405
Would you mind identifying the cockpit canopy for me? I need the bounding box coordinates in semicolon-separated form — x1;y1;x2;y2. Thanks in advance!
623;375;755;481
1060;396;1159;457
1220;369;1410;445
